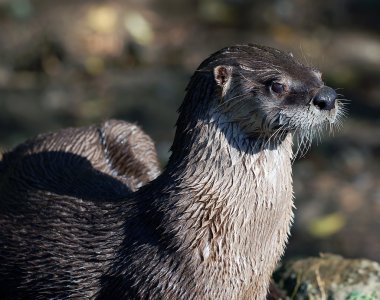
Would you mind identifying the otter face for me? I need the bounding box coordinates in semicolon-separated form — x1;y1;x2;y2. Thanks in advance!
210;44;345;149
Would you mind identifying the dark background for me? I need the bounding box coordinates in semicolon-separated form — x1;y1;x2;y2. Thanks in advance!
0;0;379;262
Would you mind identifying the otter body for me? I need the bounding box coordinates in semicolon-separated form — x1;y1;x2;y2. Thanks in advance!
0;44;341;299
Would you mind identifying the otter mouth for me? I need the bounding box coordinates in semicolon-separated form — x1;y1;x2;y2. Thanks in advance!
273;100;345;156
276;98;341;131
259;96;343;136
255;97;345;154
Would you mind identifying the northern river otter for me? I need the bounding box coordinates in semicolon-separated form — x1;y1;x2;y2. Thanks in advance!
0;44;342;299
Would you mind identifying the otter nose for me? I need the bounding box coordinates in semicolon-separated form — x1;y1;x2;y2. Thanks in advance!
312;86;337;111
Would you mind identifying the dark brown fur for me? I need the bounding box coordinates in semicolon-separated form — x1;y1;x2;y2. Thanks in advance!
0;44;341;299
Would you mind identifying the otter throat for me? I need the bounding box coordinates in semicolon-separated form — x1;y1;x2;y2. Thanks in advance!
154;111;294;299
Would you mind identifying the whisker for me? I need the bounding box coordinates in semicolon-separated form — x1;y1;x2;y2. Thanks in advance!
337;98;351;103
215;92;252;111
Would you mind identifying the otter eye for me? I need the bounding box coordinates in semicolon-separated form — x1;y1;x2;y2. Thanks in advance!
271;82;285;94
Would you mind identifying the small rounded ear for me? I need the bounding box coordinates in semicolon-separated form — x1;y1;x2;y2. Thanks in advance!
214;65;232;87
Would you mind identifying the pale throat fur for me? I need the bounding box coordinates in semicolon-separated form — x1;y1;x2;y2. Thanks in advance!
155;88;295;296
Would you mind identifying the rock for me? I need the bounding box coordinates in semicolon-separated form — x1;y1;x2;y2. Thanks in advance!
273;254;380;299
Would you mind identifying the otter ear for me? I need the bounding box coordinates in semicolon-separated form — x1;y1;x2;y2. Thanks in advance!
214;65;232;88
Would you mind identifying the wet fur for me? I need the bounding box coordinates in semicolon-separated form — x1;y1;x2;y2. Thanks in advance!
0;44;341;299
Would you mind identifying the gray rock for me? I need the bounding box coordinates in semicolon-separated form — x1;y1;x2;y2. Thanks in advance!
273;254;380;300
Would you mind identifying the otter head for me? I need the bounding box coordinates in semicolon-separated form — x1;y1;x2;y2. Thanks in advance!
173;44;345;159
191;44;344;150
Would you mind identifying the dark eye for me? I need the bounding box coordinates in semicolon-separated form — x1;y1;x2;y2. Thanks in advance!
271;82;285;94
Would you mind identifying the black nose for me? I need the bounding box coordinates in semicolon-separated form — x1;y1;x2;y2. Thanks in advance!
312;86;337;111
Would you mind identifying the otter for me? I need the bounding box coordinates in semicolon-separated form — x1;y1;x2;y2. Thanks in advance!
0;44;342;299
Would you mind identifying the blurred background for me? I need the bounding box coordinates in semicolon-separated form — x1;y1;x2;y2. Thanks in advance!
0;0;379;262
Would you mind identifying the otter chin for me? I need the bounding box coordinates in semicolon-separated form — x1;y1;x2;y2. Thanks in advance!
0;44;343;300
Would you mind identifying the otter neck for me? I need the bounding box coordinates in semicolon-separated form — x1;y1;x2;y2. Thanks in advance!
164;104;294;219
153;94;294;297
